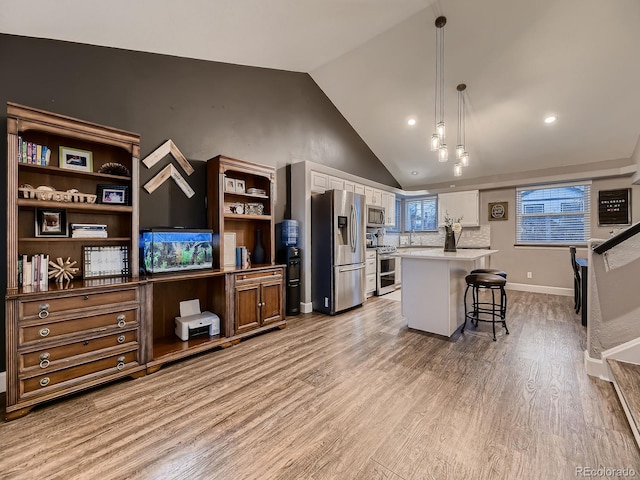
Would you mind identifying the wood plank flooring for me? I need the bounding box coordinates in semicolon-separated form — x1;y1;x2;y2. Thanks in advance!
608;359;640;439
1;291;639;479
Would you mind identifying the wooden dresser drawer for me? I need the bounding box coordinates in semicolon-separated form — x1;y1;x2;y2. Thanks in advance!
21;289;138;319
235;268;283;284
20;308;138;345
20;330;138;371
21;350;139;398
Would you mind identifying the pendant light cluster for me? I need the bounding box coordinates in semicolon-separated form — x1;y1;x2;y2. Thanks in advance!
454;83;470;177
429;16;471;178
430;16;448;162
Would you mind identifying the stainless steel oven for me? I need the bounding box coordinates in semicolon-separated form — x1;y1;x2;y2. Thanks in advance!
376;245;400;295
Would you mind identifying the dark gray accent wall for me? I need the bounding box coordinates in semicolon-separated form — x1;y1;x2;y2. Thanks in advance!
0;33;400;372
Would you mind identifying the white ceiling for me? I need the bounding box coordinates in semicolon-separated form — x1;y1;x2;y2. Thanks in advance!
2;0;640;189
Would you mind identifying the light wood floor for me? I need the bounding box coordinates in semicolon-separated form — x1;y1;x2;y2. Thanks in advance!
1;291;639;479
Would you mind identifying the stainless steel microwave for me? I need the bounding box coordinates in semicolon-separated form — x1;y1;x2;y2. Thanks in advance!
366;205;386;227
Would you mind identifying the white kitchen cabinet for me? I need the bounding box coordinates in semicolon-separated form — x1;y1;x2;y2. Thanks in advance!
365;250;377;297
343;180;355;192
354;183;366;197
382;191;396;227
364;186;374;205
372;189;383;206
329;176;345;191
438;190;480;227
311;171;329;193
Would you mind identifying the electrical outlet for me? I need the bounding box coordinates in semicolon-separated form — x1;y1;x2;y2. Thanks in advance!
527;272;532;279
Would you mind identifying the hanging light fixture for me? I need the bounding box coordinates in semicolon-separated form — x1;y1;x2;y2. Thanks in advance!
454;162;463;177
431;16;448;162
456;83;470;168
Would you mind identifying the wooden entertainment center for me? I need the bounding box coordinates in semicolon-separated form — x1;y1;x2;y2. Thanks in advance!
4;103;285;420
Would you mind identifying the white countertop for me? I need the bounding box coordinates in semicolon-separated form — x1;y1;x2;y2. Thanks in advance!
392;248;498;261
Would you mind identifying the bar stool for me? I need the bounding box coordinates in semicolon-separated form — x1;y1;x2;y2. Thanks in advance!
462;273;509;341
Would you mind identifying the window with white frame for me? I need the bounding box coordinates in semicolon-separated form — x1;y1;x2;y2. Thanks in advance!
405;196;438;231
516;182;591;245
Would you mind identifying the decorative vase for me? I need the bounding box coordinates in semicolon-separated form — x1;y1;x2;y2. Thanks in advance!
253;229;266;264
444;226;457;252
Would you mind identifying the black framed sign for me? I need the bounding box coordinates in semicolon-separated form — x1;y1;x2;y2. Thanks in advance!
598;188;631;226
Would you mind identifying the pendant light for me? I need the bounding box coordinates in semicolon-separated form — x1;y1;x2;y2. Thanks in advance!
456;83;470;168
431;16;448;162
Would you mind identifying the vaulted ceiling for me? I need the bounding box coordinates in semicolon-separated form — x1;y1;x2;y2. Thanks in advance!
2;0;639;189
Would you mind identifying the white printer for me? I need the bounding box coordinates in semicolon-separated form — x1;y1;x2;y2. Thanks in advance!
175;299;220;341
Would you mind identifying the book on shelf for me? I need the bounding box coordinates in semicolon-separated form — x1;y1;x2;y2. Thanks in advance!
17;137;50;165
70;223;108;238
20;253;49;288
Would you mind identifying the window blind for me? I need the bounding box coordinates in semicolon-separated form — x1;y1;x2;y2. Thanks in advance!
516;181;591;245
405;196;438;231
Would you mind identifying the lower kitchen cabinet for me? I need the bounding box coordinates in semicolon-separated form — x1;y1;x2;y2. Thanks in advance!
233;267;284;335
5;282;145;421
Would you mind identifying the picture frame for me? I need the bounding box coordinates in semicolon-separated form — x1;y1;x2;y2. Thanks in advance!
59;146;93;172
35;208;68;237
83;245;130;279
223;232;237;267
488;201;508;221
598;188;631;226
235;179;246;194
224;177;237;193
97;184;129;205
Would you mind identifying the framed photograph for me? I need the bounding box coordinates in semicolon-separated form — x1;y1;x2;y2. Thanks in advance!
223;232;237;267
35;208;68;237
224;177;237;192
488;201;508;221
59;146;93;172
83;245;130;279
97;184;129;205
598;188;631;226
235;179;246;194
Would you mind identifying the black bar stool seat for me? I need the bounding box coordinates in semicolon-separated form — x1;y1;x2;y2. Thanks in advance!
462;272;509;341
469;268;507;278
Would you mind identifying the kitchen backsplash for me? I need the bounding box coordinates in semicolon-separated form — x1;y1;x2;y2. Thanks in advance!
382;225;491;249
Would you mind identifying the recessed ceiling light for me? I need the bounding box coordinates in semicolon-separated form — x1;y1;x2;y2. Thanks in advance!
411;171;418;175
407;118;416;126
544;115;558;124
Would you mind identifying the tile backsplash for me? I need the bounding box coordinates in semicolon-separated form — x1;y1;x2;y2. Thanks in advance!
381;225;491;249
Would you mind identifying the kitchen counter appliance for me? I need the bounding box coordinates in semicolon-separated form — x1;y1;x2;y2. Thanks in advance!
312;190;366;314
375;244;400;295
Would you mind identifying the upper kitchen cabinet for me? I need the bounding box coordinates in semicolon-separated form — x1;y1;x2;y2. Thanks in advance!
382;191;396;227
438;190;479;227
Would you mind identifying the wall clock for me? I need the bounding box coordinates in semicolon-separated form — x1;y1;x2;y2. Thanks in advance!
488;201;508;221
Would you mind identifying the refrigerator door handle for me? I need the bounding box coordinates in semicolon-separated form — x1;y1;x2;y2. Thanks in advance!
338;265;366;273
350;204;357;252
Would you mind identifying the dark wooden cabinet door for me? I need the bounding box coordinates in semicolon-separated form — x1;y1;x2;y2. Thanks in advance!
260;278;283;325
234;284;261;334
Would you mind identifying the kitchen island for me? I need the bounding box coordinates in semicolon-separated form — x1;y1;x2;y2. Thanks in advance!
394;249;499;337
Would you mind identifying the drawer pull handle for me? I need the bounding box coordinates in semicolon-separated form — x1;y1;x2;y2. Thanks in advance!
117;335;126;344
39;377;50;387
38;304;50;319
116;356;126;370
83;295;89;301
117;315;126;328
39;352;50;361
39;327;50;338
39;359;50;369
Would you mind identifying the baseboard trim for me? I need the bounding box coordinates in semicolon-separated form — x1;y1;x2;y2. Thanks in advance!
301;302;313;314
602;337;640;365
505;282;573;297
0;371;6;394
584;350;612;381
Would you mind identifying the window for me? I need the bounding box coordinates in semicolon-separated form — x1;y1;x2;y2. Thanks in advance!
516;182;591;245
405;196;438;231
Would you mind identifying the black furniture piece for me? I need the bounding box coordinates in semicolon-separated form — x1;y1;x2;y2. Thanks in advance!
462;272;509;341
569;246;581;314
576;257;588;327
278;247;301;315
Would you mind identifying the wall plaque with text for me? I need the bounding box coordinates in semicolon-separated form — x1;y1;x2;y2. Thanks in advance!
598;188;631;226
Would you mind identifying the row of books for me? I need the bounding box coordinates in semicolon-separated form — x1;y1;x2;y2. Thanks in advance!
71;223;108;238
17;136;51;166
18;254;49;288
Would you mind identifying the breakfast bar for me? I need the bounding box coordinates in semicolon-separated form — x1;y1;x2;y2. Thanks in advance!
394;249;499;337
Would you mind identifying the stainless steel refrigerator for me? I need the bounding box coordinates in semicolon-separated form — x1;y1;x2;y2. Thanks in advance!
311;189;366;315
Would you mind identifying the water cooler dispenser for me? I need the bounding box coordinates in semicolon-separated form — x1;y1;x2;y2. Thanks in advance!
276;220;301;316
